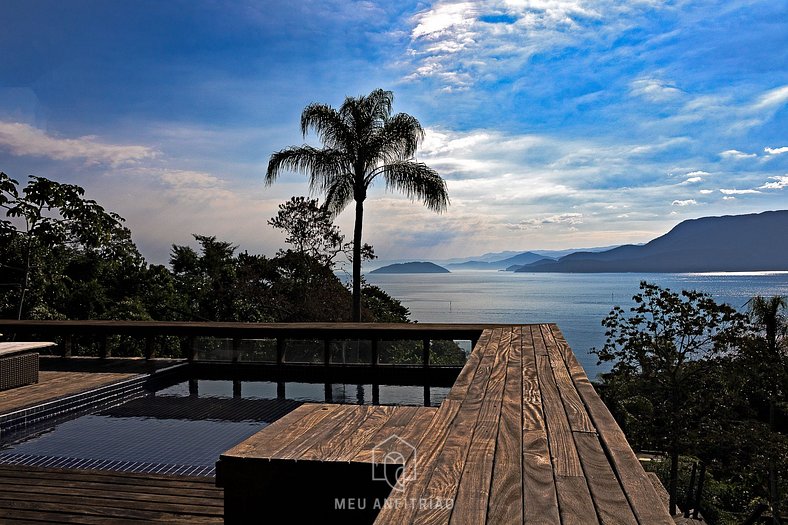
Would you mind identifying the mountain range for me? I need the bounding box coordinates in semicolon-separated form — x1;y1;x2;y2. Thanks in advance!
445;251;553;270
513;210;788;273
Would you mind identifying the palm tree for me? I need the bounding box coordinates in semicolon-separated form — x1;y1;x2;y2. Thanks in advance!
265;89;449;321
749;295;787;524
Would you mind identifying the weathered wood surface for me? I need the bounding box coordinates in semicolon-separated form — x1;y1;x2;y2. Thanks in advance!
0;464;222;523
0;371;136;414
0;341;55;355
373;323;673;524
221;403;437;463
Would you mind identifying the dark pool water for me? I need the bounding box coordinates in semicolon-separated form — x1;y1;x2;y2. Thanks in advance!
0;379;449;476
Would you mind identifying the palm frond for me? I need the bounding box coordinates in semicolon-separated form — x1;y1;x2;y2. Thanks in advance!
372;113;425;163
382;161;449;213
266;146;350;194
323;176;355;217
300;103;352;151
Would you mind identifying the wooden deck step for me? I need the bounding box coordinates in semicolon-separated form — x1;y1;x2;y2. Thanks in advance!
0;464;222;524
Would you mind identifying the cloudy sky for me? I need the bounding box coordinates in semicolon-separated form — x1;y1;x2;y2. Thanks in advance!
1;0;786;263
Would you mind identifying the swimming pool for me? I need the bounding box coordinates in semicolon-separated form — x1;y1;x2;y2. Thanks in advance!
0;374;450;477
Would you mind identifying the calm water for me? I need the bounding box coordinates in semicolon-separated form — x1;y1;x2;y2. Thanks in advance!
0;379;448;476
366;271;788;378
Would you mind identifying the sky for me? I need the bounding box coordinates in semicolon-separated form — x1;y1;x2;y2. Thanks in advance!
0;0;786;264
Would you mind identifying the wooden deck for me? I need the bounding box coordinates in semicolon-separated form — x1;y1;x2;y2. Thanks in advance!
0;464;222;523
217;324;673;524
375;324;673;524
0;358;178;414
0;323;673;523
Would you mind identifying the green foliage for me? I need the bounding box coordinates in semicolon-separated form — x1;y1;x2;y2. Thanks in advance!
1;173;144;320
597;283;788;522
268;196;374;267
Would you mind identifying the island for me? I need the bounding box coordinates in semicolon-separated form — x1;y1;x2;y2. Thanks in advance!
370;261;450;274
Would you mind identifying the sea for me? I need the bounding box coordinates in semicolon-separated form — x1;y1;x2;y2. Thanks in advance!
365;271;788;379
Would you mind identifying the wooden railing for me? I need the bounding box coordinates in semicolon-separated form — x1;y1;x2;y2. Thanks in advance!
0;320;498;367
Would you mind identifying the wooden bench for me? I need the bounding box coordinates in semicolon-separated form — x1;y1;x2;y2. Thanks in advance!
216;403;437;523
0;342;55;391
217;325;674;524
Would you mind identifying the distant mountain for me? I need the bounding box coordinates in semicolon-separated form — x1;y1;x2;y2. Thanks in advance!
516;211;788;273
447;252;553;270
530;245;625;259
370;261;450;274
433;246;616;266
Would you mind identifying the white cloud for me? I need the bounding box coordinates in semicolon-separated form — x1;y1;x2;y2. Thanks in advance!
699;189;714;194
719;188;760;195
411;2;476;39
685;170;709;177
720;149;757;159
405;0;664;88
0;121;157;166
764;146;788;156
631;78;683;102
158;170;226;190
758;175;788;190
680;176;702;184
751;85;788;110
671;199;697;206
507;212;583;230
723;196;735;200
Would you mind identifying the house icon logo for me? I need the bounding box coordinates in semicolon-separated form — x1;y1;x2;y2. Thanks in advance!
371;434;417;491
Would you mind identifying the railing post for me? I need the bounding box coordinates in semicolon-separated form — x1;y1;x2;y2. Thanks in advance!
232;337;242;364
144;336;155;360
371;339;378;367
233;379;241;398
62;334;72;358
184;336;196;362
276;338;285;366
422;338;430;368
99;335;109;359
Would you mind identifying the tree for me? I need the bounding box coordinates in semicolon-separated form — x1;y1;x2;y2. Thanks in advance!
595;281;747;515
268;196;374;269
265;89;449;321
747;296;787;524
1;173;140;319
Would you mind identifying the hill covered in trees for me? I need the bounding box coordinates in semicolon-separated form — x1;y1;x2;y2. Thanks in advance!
516;211;788;273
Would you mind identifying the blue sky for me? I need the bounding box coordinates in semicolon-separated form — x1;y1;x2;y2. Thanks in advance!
0;0;786;263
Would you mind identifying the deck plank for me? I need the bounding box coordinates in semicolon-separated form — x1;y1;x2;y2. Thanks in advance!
573;432;638;525
487;325;524;525
315;405;396;461
372;399;462;525
413;329;505;525
449;327;511;525
533;327;583;478
0;465;222;524
220;403;327;459
549;325;674;525
445;328;491;402
540;324;595;433
522;325;545;432
521;325;560;524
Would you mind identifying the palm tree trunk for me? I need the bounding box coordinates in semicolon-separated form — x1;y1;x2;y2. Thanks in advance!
769;400;781;524
352;198;363;322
